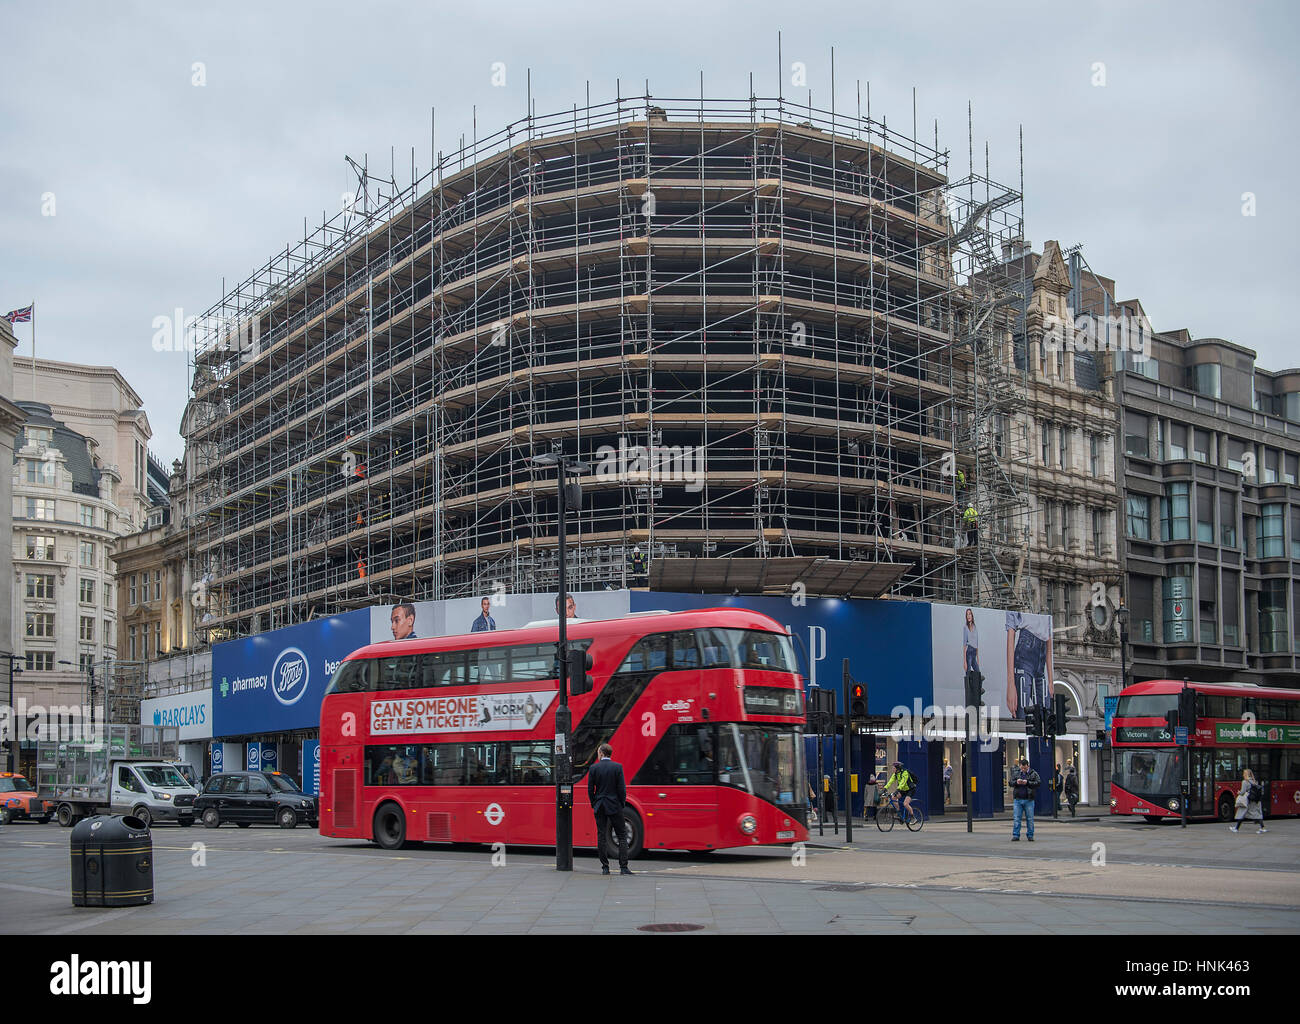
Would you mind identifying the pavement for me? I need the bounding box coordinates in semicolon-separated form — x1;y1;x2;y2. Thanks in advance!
1;813;1296;935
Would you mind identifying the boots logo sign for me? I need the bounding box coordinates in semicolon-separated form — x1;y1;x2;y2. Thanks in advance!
271;648;310;706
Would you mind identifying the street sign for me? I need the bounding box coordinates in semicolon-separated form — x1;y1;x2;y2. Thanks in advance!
1089;739;1103;750
1175;726;1189;746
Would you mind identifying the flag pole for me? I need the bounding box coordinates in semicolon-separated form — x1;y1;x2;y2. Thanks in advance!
30;300;36;400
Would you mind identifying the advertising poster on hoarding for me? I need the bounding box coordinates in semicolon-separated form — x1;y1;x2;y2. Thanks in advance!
368;591;631;645
931;602;1053;720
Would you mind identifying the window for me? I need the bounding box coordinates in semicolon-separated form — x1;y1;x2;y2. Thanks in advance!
1220;491;1237;547
103;620;113;647
79;653;95;674
1263;448;1279;484
79;541;95;568
153;569;162;601
1222;570;1240;646
1293;508;1300;560
1259;504;1284;558
1227;438;1246;475
79;578;95;604
26;459;55;484
79;616;95;642
1286;392;1300;424
1044;501;1054;546
27;427;51;445
80;504;95;527
104;583;113;607
1124;412;1149;458
1127;352;1159;380
1162;483;1190;541
26;535;55;560
1196;486;1214;544
129;575;138;606
128;626;138;661
26;498;55;520
1041;423;1051;465
25;651;54;672
1060;502;1071;548
1259;579;1288;654
1198;570;1216;644
1169;423;1187;461
1089;434;1101;477
1190;363;1221;398
1059;426;1069;469
26;574;55;599
633;724;718;785
26;612;55;638
1130;577;1155;643
1193;429;1211;464
1127;495;1151;540
1163;572;1193;643
1285;453;1299;486
1154;419;1165;461
1092;509;1105;556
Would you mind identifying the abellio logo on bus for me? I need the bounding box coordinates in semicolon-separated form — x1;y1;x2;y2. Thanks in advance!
270;647;310;707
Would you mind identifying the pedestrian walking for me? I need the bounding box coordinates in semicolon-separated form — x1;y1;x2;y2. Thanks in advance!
1010;757;1040;841
1052;763;1063;815
1228;768;1267;834
942;758;953;805
587;743;633;874
1062;761;1079;817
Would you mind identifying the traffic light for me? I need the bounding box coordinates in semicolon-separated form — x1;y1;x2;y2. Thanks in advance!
1042;706;1056;736
1053;693;1068;735
850;683;867;719
1178;687;1197;731
1025;706;1041;737
567;646;595;696
1164;710;1180;737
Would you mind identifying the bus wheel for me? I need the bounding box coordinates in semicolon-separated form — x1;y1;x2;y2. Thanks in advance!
612;809;644;860
1217;794;1235;822
373;802;407;851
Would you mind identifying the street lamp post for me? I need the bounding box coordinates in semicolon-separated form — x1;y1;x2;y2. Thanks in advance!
533;451;589;872
1;653;23;772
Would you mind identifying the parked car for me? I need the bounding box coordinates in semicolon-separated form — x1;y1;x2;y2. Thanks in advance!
194;771;318;829
0;773;50;824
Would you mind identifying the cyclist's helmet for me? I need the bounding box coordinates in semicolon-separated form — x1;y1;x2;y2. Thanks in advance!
892;761;903;768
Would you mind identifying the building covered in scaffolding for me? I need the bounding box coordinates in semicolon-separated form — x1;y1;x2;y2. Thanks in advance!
184;95;1031;640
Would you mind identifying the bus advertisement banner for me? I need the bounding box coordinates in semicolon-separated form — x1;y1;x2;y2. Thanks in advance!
369;691;559;736
1214;723;1300;744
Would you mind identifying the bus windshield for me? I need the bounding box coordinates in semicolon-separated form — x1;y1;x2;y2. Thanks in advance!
1115;694;1177;718
718;724;804;806
1113;748;1183;798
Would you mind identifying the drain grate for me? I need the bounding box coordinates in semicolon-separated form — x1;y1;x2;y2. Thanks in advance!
638;922;707;933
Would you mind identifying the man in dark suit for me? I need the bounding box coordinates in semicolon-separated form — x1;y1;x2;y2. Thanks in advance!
587;742;632;875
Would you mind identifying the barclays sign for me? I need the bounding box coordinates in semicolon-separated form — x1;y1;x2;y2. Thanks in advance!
140;691;213;741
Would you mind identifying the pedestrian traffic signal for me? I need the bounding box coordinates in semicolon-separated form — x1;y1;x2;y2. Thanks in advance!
1053;693;1068;736
850;683;867;719
567;646;595;696
1178;687;1197;731
1041;706;1056;736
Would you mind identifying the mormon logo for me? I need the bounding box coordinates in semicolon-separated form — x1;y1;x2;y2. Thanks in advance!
49;956;151;1004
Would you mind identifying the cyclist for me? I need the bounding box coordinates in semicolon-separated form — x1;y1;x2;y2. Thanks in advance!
880;761;919;824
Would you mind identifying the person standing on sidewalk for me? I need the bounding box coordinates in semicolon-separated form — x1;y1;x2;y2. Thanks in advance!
942;759;953;805
1051;763;1063;815
1010;757;1040;841
1229;768;1267;834
1062;761;1079;817
588;743;633;874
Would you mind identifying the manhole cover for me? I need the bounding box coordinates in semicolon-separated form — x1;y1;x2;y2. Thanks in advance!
638;923;707;933
814;884;866;892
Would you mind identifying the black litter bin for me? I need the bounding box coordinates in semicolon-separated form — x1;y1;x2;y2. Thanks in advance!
70;815;153;907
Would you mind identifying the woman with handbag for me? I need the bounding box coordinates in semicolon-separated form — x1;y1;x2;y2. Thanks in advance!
1229;768;1267;834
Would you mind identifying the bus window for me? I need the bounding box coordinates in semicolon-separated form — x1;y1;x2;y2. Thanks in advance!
736;630;797;671
1223;697;1243;719
327;659;373;694
617;635;669;674
422;744;466;786
508;742;553;785
465;744;500;785
671;631;701;669
1201;696;1224;718
469;647;508;683
377;656;422;691
697;628;733;668
632;725;716;786
509;644;555;682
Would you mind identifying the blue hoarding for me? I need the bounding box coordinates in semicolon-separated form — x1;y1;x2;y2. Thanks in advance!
630;592;934;713
213;611;369;738
301;740;320;796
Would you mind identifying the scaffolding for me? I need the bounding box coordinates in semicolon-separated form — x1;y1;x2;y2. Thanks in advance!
184;93;1031;638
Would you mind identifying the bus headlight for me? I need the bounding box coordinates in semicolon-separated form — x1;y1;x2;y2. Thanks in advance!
1167;799;1179;811
738;814;758;835
1110;798;1117;808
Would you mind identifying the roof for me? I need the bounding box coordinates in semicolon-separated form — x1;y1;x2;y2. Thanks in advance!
1122;679;1300;701
14;401;102;497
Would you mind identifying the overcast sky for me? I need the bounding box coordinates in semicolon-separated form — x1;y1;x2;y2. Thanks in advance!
3;0;1296;464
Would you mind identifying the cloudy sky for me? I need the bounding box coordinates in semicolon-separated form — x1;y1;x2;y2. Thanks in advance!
3;0;1296;464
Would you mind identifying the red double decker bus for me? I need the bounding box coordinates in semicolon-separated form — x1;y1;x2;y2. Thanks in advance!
318;607;808;856
1110;679;1300;822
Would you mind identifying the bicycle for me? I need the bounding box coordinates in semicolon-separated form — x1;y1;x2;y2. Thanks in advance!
875;791;925;832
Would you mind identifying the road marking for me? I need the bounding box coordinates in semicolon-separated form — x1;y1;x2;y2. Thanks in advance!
0;881;67;897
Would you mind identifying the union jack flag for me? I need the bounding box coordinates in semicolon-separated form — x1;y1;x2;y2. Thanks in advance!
3;305;32;324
